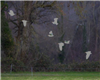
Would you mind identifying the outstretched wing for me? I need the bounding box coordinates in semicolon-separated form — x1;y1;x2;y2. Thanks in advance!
85;51;92;59
54;18;58;22
49;31;53;34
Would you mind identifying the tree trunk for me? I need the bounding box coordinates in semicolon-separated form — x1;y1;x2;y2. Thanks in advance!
95;28;98;53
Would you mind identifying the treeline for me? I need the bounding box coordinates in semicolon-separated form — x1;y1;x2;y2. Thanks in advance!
1;1;100;72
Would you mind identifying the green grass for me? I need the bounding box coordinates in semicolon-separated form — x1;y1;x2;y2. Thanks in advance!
1;72;100;80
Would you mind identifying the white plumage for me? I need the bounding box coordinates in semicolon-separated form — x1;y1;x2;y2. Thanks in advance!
9;10;15;16
49;31;53;34
52;18;58;25
85;51;92;60
58;42;64;51
64;40;70;44
48;31;54;37
22;20;27;27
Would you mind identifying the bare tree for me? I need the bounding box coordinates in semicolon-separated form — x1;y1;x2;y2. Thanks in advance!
6;1;57;61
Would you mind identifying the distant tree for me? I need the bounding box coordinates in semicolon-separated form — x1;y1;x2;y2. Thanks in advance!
6;1;57;61
82;22;87;53
1;1;14;58
71;1;100;62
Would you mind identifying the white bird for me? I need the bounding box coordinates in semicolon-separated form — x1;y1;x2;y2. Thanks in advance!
52;18;58;25
8;10;15;16
64;40;70;44
48;31;54;37
22;20;27;27
49;31;53;34
85;51;92;60
58;42;64;51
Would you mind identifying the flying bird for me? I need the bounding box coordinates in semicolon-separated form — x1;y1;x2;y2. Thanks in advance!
22;20;27;27
52;18;58;25
48;31;54;37
8;10;15;16
64;40;70;44
85;51;92;60
58;42;64;51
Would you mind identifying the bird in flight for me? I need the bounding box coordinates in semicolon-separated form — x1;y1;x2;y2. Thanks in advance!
22;20;27;27
8;10;15;16
85;51;92;60
52;18;58;25
64;40;70;44
48;31;54;37
58;42;64;51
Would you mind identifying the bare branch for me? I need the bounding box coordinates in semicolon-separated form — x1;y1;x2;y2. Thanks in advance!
9;20;18;27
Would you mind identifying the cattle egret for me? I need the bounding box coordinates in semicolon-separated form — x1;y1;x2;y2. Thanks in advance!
85;51;92;60
58;42;64;51
22;20;27;27
9;10;15;16
48;31;54;37
52;18;58;25
64;40;70;44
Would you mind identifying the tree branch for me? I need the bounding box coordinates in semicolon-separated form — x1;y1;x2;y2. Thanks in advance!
1;5;7;12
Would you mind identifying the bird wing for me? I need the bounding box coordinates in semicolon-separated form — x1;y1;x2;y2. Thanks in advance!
48;34;54;37
54;18;58;21
49;31;53;34
86;53;91;59
86;53;89;59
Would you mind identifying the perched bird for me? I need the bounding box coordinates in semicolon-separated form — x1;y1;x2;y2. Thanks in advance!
8;10;15;16
64;40;70;44
48;31;54;37
22;20;27;27
85;51;92;60
58;42;64;51
52;18;58;25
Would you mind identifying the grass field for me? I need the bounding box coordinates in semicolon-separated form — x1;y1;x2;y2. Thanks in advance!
1;72;100;80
